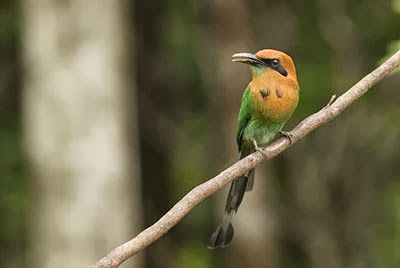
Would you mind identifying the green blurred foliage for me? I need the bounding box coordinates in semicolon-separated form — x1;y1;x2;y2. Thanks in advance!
0;0;28;267
173;242;211;268
379;0;400;73
394;0;400;14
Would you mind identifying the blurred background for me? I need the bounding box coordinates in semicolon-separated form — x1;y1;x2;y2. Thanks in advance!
1;0;400;267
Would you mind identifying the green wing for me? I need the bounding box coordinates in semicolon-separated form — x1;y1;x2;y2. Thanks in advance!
236;85;252;152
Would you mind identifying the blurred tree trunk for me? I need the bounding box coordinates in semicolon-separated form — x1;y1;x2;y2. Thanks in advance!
21;1;142;267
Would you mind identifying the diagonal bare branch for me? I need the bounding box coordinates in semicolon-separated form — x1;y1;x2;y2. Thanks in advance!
91;49;400;268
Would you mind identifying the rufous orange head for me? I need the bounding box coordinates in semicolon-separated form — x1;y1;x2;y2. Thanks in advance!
232;49;298;83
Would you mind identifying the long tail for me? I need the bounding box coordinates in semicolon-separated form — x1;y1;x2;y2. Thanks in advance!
208;149;255;249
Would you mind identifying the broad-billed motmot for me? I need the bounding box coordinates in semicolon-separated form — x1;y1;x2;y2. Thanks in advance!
209;49;300;249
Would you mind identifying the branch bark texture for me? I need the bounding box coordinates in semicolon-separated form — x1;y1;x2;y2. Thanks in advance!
91;49;400;268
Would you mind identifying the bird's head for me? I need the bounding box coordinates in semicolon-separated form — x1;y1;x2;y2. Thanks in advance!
232;49;297;81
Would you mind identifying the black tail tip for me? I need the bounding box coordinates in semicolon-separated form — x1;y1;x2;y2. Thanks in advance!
207;223;234;249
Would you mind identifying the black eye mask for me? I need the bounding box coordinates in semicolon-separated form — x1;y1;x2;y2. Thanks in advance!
262;59;288;77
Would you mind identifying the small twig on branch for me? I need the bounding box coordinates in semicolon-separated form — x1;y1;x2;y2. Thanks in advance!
325;94;337;108
91;49;400;268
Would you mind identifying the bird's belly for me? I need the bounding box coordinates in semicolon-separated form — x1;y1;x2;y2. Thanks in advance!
242;119;284;146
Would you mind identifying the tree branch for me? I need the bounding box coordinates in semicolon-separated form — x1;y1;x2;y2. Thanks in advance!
91;49;400;268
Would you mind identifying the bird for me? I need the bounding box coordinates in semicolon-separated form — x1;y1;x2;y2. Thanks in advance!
208;49;300;249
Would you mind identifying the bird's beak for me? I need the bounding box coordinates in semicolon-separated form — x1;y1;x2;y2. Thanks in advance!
232;52;264;66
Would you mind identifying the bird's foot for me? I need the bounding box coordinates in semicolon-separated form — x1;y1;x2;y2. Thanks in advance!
253;140;266;156
279;130;294;144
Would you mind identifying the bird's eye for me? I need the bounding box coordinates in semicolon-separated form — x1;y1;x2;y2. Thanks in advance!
271;59;280;67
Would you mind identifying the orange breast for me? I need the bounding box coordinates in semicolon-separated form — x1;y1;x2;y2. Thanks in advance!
250;70;299;122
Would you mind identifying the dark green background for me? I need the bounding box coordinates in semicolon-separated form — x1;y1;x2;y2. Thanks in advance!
1;0;400;267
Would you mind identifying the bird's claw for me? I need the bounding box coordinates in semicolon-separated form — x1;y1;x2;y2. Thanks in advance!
253;140;266;156
279;130;294;144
